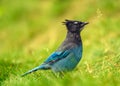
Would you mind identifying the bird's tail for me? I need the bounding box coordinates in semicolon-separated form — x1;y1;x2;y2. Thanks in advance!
21;65;45;77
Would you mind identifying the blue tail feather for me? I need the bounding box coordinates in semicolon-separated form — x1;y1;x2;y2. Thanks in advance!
21;65;45;77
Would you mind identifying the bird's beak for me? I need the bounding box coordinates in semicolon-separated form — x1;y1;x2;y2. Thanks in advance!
80;22;89;31
83;22;89;26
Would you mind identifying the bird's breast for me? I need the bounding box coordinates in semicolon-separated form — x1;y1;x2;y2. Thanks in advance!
72;44;83;61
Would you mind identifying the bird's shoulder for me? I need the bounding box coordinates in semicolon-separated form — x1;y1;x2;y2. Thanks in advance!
43;50;71;64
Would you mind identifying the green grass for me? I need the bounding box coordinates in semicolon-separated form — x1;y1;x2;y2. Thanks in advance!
0;0;120;86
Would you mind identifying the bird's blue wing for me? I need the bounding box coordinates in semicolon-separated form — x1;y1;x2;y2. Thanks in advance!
44;50;70;64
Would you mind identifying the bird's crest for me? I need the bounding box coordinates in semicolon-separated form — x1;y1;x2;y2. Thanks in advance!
62;19;80;25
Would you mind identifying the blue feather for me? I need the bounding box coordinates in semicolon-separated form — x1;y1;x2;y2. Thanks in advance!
51;45;82;72
21;65;46;77
44;51;70;64
21;50;71;76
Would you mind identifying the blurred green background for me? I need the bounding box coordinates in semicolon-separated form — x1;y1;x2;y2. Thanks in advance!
0;0;120;86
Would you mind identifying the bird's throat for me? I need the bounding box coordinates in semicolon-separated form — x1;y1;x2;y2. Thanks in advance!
66;31;81;43
57;31;82;51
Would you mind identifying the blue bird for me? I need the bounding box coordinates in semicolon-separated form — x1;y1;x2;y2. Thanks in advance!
21;19;88;76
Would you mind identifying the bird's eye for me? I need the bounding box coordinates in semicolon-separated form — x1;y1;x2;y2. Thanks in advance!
74;21;78;24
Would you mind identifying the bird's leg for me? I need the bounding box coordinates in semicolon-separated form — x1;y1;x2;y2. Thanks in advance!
52;71;64;78
51;72;59;78
58;71;65;78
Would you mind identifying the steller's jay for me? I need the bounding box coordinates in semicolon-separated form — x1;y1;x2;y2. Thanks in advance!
22;19;88;76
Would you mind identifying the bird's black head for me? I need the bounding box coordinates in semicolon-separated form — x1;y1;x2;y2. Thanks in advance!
63;19;89;33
